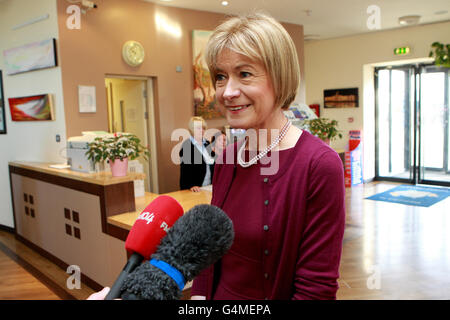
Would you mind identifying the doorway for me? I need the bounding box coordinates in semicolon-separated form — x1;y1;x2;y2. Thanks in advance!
375;64;450;186
105;76;159;193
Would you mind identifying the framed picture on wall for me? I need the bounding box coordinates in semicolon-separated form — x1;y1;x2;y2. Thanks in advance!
0;70;6;134
8;94;54;121
3;38;57;75
324;88;359;108
192;30;223;119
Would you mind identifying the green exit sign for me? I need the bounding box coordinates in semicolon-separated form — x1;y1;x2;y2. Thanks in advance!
394;47;410;55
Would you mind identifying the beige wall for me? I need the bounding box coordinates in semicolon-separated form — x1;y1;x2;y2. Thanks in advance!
304;21;450;181
56;0;305;193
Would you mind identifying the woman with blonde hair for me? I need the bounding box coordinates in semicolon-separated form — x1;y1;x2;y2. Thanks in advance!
191;13;345;300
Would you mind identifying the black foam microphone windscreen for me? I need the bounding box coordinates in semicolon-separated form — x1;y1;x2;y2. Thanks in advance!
105;195;183;300
120;204;234;300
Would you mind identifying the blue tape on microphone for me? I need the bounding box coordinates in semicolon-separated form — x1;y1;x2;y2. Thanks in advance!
149;259;185;290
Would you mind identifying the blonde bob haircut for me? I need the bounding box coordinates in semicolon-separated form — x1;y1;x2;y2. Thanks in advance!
205;12;300;110
188;116;207;136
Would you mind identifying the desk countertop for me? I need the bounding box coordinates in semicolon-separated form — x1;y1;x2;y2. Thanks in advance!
9;161;145;186
107;189;212;230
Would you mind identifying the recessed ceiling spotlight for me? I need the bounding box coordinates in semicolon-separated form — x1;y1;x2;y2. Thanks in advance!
221;1;229;6
398;15;421;26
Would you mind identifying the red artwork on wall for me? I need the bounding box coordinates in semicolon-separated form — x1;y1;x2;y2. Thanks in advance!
8;94;54;121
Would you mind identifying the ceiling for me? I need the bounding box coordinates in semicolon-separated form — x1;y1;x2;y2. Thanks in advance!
143;0;450;40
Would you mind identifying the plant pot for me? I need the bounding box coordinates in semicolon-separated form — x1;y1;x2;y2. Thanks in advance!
110;158;128;177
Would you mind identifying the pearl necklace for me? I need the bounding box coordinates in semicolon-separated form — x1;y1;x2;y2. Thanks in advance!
237;118;292;168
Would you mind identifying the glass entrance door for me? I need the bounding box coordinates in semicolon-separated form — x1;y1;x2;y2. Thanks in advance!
375;66;415;182
375;64;450;187
418;66;450;185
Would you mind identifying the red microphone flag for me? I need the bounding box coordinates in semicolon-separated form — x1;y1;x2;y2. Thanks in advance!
125;195;184;260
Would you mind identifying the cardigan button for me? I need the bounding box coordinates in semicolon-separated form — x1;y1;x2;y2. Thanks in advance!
264;200;269;205
263;225;269;231
263;177;269;183
264;249;269;255
264;273;269;279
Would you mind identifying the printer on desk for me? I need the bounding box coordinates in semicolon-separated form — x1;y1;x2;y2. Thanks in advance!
67;131;110;173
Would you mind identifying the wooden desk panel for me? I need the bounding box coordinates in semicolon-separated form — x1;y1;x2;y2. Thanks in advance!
10;173;126;290
8;161;212;298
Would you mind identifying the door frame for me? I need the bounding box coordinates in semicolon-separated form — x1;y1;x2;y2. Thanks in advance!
374;63;450;187
374;64;416;184
104;74;160;193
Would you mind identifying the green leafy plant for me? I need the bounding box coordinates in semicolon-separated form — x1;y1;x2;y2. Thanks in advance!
429;42;450;68
85;133;149;164
305;118;343;142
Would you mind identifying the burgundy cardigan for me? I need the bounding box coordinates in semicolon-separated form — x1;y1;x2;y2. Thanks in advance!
191;131;346;300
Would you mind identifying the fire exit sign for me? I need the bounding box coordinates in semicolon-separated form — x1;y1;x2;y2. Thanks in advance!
394;47;410;55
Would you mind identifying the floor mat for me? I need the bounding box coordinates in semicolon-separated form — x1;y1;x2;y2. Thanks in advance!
365;184;450;207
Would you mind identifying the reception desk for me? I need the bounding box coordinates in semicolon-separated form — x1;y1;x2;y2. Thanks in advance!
8;161;211;298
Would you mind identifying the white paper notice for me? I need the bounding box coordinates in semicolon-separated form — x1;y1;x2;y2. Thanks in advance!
78;85;96;113
49;164;71;169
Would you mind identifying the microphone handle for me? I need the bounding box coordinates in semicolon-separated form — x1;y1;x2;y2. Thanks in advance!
105;253;144;300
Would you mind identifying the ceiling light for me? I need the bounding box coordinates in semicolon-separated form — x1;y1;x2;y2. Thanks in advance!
398;15;421;26
221;1;229;6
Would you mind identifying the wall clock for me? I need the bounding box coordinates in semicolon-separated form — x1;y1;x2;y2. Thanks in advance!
122;40;145;67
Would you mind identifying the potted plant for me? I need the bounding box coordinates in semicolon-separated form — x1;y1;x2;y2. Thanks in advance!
85;133;149;177
305;118;343;145
429;42;450;68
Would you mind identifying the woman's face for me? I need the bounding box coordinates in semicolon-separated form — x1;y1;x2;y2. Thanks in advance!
192;122;204;141
214;49;278;130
